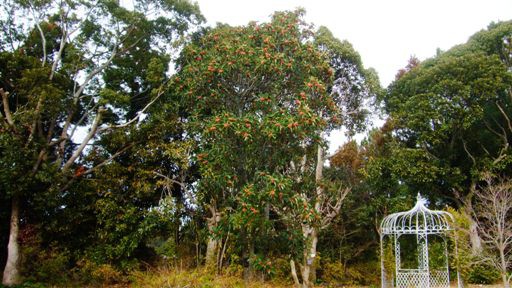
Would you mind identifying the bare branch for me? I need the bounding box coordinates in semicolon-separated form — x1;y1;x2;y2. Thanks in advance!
153;171;197;206
28;1;47;67
496;101;512;134
82;144;133;176
474;174;512;283
98;80;168;132
462;139;477;166
59;143;134;193
62;107;104;172
1;88;14;126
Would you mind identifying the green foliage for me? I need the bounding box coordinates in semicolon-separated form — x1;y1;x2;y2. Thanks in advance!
467;264;500;284
22;245;71;285
0;0;203;284
447;207;474;282
382;20;512;207
319;258;379;286
175;9;339;269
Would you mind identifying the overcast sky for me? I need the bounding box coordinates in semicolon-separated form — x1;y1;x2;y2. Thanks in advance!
194;0;512;153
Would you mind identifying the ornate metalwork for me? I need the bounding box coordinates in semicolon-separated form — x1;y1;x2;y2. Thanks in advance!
380;194;457;288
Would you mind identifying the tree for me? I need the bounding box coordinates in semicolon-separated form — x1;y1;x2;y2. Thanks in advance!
384;21;512;253
474;174;512;288
282;26;379;287
0;0;203;284
175;10;335;273
174;10;378;286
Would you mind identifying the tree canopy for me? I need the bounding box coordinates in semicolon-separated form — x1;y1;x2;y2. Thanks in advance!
1;2;511;287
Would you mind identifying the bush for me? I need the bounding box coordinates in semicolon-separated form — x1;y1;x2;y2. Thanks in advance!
319;259;380;286
225;254;244;277
75;258;126;285
21;244;71;285
467;263;500;284
271;257;292;281
321;260;344;283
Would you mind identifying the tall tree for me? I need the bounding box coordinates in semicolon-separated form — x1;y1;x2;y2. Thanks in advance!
0;0;203;284
384;21;512;252
175;11;379;287
175;10;335;273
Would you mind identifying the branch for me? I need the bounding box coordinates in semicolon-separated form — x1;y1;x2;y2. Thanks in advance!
82;143;133;176
26;95;44;146
29;1;47;67
59;143;133;193
153;171;197;206
50;25;66;80
462;139;477;166
496;101;512;134
62;107;104;172
73;46;118;100
1;88;14;126
98;80;168;132
321;187;350;230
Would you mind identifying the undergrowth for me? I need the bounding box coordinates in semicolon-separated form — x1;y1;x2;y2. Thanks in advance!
129;267;292;288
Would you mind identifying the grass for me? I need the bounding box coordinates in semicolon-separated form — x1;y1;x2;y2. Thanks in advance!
129;267;293;288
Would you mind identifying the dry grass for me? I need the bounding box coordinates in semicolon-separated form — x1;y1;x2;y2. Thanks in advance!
129;267;293;288
124;268;508;288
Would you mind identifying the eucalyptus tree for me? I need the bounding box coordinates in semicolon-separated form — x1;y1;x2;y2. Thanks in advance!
0;0;203;284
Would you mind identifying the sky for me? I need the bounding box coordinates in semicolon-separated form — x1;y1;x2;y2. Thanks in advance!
194;0;512;154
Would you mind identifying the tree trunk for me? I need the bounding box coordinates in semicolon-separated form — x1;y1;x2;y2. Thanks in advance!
205;205;221;268
468;218;482;254
499;247;510;288
205;231;219;267
2;196;21;286
463;183;483;254
501;272;510;288
290;259;301;288
300;225;318;288
306;145;324;286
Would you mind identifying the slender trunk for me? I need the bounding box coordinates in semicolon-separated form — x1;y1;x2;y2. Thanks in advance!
2;196;20;286
310;233;317;283
290;259;301;288
307;145;324;286
218;234;229;274
500;247;510;288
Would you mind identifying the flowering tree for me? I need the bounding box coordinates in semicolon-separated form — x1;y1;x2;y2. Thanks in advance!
175;9;378;286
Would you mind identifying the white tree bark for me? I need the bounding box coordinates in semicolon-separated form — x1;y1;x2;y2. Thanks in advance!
205;204;221;268
2;197;21;286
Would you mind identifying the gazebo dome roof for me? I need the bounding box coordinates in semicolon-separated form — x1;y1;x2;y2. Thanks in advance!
380;194;453;235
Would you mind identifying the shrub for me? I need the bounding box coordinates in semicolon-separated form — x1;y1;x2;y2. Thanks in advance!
21;244;71;285
271;257;292;281
467;263;500;284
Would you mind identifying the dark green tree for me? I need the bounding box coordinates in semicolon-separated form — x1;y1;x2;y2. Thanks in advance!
384;20;512;253
0;0;203;284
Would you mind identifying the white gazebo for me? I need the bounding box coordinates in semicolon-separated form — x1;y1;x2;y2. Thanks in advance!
380;194;460;288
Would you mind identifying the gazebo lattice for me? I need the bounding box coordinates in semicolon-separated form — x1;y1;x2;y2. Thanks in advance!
380;194;459;288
